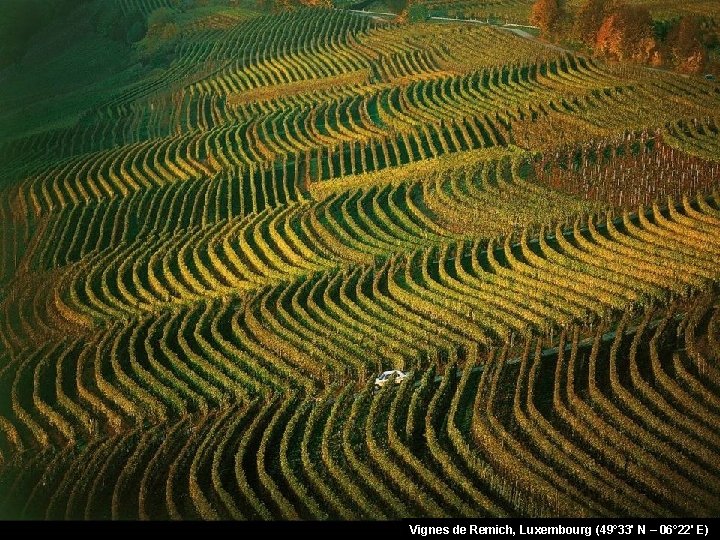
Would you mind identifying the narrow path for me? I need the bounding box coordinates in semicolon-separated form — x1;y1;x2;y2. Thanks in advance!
347;9;396;17
430;15;538;32
503;27;570;54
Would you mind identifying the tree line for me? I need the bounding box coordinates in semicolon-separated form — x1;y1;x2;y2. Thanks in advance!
530;0;718;74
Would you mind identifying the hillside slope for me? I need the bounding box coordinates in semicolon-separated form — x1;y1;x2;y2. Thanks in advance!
1;1;720;518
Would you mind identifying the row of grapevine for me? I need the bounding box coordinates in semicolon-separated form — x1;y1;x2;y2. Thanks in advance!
18;59;711;218
2;155;716;351
2;189;719;445
3;285;719;517
116;0;174;17
5;155;583;329
535;129;720;209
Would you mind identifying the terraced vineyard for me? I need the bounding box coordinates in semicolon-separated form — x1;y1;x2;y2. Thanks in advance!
1;1;720;519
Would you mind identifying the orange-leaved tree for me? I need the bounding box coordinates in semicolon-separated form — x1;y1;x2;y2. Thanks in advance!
574;0;617;45
667;16;708;73
595;5;659;64
530;0;565;37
